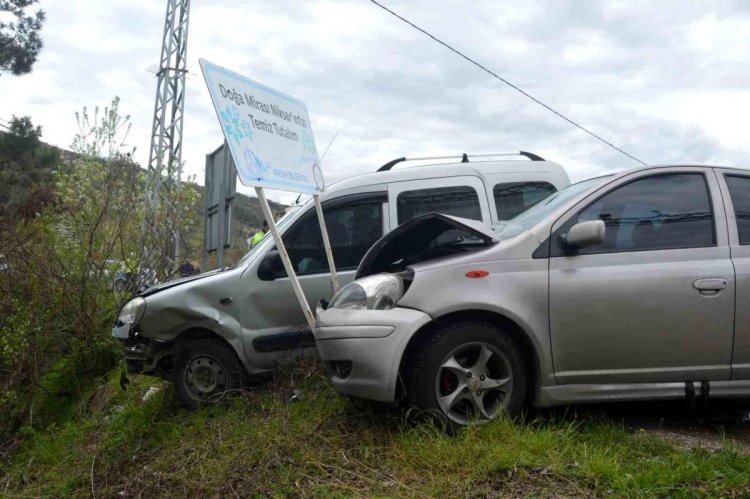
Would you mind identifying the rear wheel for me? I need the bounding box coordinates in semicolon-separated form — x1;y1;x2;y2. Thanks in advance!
406;320;526;428
174;337;247;407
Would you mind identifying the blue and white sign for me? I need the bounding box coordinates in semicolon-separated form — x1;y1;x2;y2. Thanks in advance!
200;59;324;194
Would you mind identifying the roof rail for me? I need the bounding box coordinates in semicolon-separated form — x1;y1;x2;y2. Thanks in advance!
376;151;545;172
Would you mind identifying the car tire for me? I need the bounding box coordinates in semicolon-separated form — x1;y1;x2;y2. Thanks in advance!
173;337;247;408
406;320;526;430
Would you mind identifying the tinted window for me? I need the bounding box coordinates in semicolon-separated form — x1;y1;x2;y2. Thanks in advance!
283;200;383;274
397;186;481;224
552;173;714;256
494;182;557;220
500;176;611;240
725;175;750;245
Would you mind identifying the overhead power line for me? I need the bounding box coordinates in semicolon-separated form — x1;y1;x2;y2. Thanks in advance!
367;0;647;166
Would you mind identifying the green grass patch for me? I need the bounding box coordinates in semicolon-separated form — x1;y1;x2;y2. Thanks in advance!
1;363;748;497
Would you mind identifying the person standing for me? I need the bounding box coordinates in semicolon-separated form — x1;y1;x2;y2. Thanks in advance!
249;220;269;248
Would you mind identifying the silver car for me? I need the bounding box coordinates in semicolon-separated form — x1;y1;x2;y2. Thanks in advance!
315;164;750;427
113;154;569;405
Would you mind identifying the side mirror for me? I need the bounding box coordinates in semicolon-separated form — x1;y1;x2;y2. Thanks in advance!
257;250;284;281
563;220;605;249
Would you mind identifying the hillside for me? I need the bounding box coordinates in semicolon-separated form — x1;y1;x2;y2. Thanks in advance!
0;129;287;264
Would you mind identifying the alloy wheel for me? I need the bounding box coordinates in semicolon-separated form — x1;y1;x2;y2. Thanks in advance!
434;342;513;425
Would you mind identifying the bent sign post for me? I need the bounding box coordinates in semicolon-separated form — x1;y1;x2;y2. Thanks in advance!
200;59;338;331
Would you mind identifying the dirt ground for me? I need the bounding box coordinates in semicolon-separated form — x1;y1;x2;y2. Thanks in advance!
541;399;750;453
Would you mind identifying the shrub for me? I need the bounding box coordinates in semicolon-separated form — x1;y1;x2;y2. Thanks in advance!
0;98;200;448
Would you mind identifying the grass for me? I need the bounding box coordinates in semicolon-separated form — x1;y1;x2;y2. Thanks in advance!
1;362;749;498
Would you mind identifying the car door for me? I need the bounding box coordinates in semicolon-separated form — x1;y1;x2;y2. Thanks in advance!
548;168;734;384
716;170;750;379
388;176;491;228
241;192;387;338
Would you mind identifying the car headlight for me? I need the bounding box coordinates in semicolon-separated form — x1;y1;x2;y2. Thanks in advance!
328;273;404;311
118;297;146;325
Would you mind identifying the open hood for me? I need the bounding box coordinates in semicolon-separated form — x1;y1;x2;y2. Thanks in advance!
356;213;499;279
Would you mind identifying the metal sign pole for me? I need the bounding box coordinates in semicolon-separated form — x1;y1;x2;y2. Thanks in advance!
255;187;316;331
314;195;339;295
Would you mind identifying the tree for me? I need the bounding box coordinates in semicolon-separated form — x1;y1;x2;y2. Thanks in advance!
2;114;42;156
0;0;46;76
0;115;58;213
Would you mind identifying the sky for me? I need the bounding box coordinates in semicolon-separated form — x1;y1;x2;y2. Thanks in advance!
2;0;749;204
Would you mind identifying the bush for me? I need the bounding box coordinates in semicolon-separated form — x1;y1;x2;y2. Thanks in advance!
0;99;200;450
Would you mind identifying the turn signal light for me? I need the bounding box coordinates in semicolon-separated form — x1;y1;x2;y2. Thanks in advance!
465;270;489;278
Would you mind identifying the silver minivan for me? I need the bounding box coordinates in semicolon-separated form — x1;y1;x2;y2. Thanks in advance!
316;164;750;427
114;153;569;405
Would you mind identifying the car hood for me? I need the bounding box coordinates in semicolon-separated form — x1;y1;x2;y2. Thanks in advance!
356;213;499;279
138;268;227;297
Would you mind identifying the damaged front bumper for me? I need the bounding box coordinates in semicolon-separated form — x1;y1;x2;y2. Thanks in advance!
315;307;432;403
113;322;173;377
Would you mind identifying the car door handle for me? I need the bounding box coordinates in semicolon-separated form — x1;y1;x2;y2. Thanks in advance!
693;278;728;293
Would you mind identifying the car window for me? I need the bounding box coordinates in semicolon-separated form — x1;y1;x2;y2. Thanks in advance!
283;199;384;274
493;181;557;220
552;173;715;256
397;186;481;224
237;208;297;266
497;176;611;239
724;175;750;245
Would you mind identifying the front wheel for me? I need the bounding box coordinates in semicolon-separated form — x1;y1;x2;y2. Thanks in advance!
406;320;526;428
173;338;247;407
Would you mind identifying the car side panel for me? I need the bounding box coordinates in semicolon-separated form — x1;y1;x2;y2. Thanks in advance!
548;167;734;384
239;188;387;369
549;247;734;383
714;169;750;379
729;247;750;379
396;234;555;387
137;269;259;373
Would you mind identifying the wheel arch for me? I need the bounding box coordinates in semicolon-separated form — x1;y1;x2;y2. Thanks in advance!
397;309;542;403
172;326;250;375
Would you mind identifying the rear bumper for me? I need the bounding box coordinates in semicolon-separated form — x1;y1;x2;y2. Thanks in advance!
315;307;432;403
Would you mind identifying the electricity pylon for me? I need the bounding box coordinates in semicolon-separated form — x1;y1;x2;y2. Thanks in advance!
144;0;190;274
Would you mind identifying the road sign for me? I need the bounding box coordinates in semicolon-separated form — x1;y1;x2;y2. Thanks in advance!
200;59;324;194
200;60;338;332
204;142;237;269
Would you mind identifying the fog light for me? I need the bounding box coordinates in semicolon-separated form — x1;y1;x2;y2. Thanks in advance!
329;360;353;379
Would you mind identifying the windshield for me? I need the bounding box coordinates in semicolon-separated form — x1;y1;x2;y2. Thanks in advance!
496;176;611;238
236;207;300;266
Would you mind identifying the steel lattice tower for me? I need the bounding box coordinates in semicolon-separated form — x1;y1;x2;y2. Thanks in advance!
144;0;190;272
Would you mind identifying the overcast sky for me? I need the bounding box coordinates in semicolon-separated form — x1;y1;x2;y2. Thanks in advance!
2;0;749;203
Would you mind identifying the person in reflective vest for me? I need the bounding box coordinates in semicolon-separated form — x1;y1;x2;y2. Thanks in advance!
249;220;269;248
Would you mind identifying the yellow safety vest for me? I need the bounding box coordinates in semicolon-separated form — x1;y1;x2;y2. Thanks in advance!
250;230;266;247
